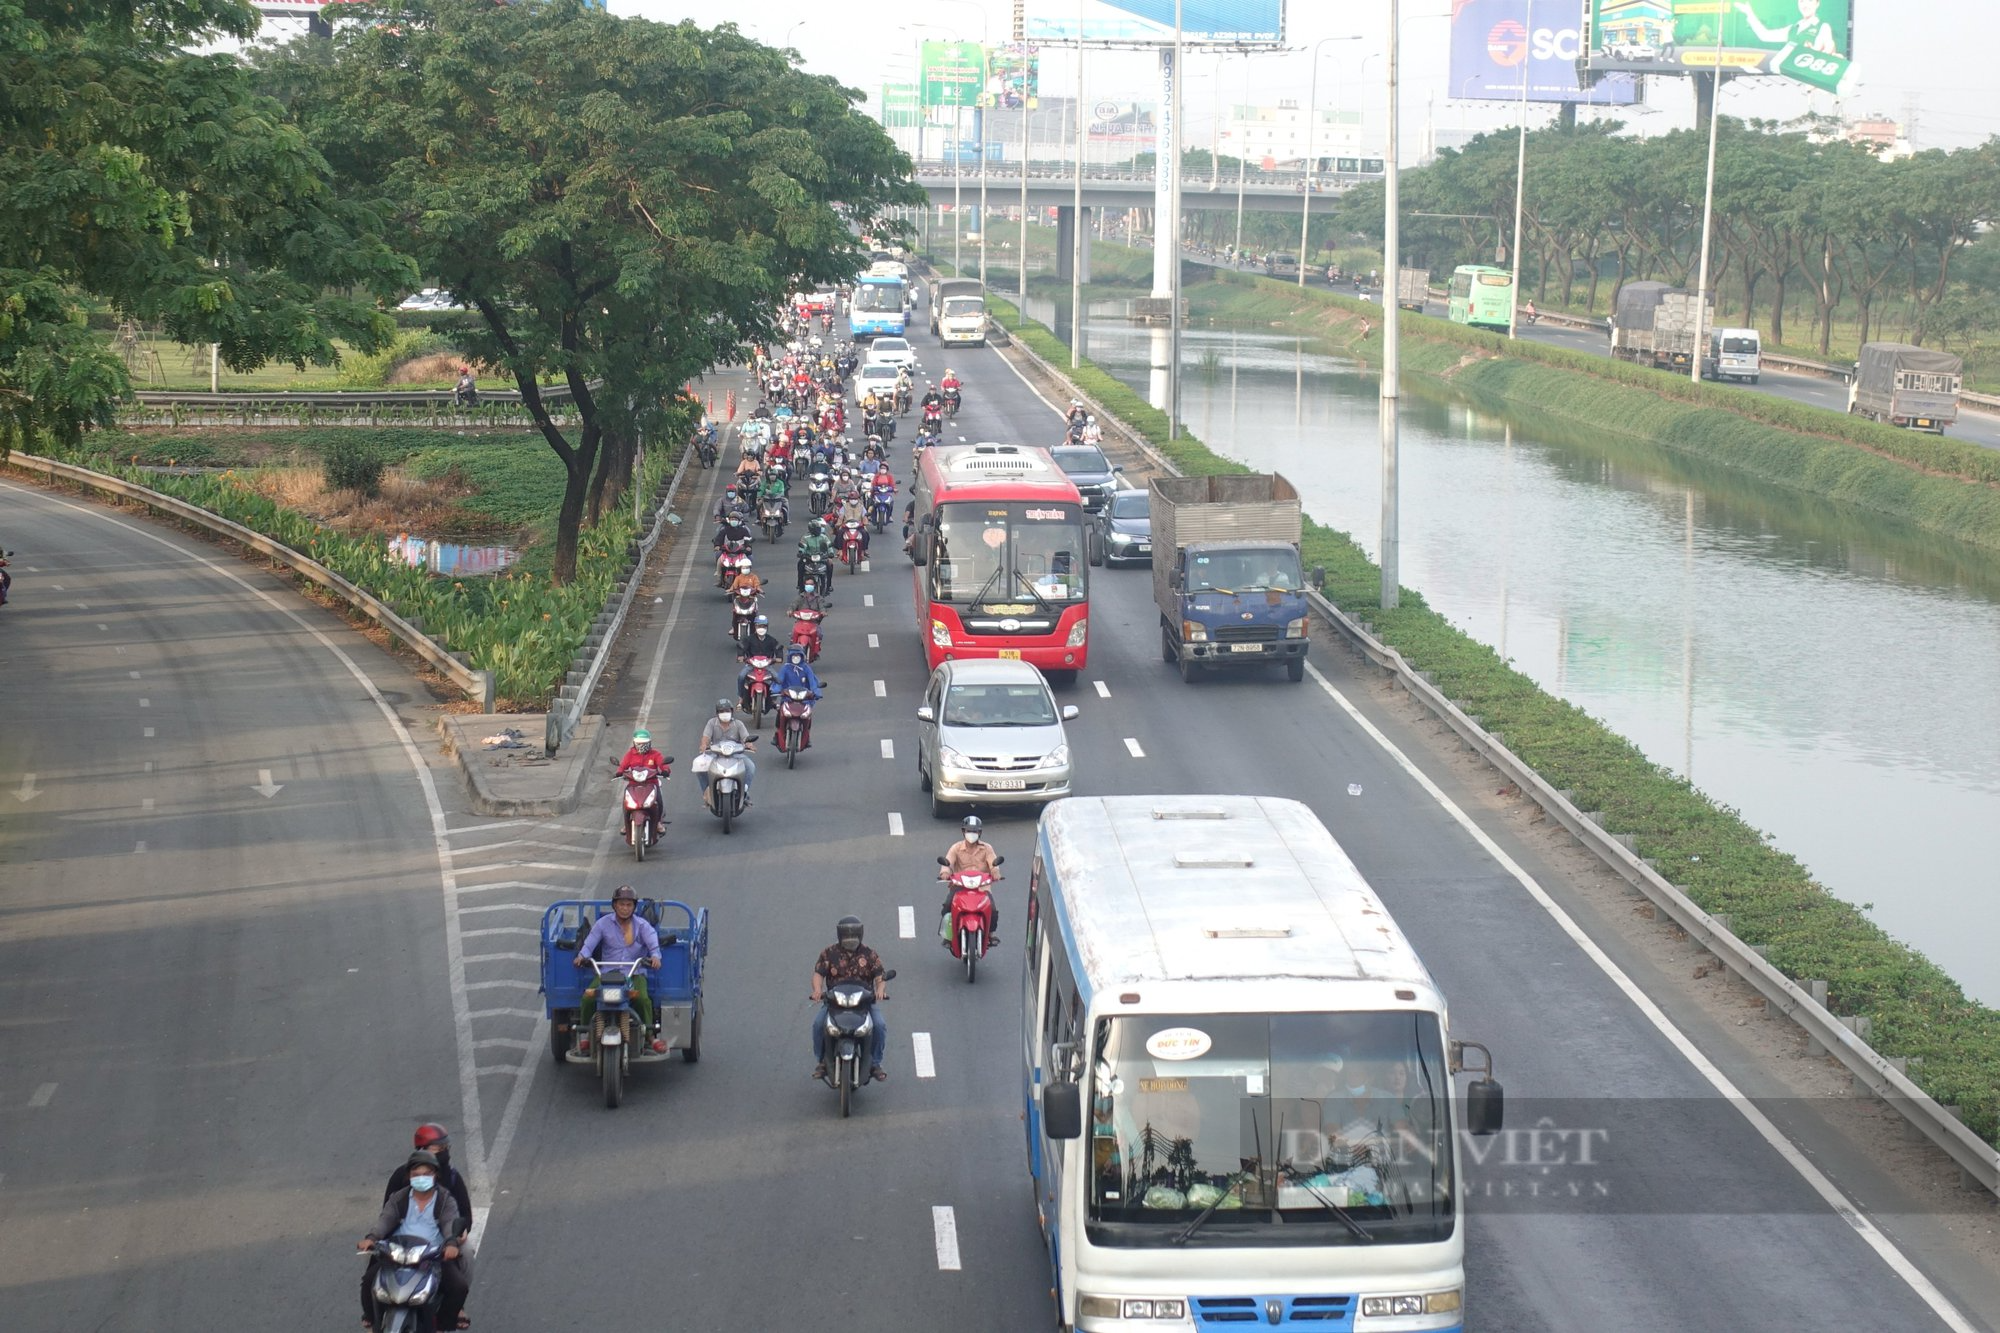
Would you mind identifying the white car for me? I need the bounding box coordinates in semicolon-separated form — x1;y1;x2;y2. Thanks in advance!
852;362;902;405
915;658;1077;816
865;337;919;373
397;288;463;311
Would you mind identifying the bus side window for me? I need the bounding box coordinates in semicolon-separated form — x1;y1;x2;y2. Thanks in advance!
1026;859;1045;974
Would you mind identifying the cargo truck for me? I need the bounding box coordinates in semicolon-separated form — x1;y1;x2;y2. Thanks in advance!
931;278;987;347
1609;281;1713;370
1848;342;1962;434
1151;473;1311;684
1395;267;1430;312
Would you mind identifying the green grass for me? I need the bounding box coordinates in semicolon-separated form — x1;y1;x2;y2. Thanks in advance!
984;286;2000;1149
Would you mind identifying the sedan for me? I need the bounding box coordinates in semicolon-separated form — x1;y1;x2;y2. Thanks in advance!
852;362;902;406
916;658;1077;818
865;337;919;373
1088;488;1152;567
1049;444;1118;511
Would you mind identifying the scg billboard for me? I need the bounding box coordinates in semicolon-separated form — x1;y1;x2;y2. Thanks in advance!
1449;0;1639;104
1581;0;1854;92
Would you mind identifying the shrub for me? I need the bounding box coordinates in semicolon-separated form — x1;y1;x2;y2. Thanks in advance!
322;436;387;497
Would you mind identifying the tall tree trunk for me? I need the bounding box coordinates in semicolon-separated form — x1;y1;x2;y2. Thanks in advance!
586;425;620;523
1857;291;1872;347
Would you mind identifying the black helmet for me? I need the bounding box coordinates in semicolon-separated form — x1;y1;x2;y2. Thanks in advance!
836;916;864;951
960;815;984;833
716;698;734;714
612;885;638;904
407;1150;441;1173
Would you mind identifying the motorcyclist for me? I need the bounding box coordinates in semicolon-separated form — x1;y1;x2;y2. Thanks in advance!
894;366;913;412
834;490;870;555
791;579;826;617
612;728;670;846
940;368;962;402
1081;415;1103;447
737;615;785;699
1523;299;1538;324
810;916;889;1083
1065;400;1088;430
734;450;762;487
937;814;1002;944
573;885;666;1054
920;386;943;419
695;699;756;808
725;558;764;603
796;520;836;594
360;1127;473;1332
359;1151;466;1333
713;483;743;526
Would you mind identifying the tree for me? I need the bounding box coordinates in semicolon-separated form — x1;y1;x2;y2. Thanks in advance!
274;1;918;582
0;0;409;453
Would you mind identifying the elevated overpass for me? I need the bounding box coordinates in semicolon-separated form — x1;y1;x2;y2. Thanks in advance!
910;158;1367;214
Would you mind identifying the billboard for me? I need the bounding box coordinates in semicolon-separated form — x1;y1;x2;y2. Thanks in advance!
879;83;921;128
1027;0;1284;44
1581;0;1853;91
920;40;987;109
1449;0;1640;104
978;44;1040;110
1088;101;1158;143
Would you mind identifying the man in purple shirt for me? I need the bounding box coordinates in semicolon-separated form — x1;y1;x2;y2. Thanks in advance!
574;886;665;1054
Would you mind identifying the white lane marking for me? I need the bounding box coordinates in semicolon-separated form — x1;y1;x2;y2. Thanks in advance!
635;457;710;727
898;905;916;938
459;926;534;940
455;860;580;875
873;679;887;698
888;812;905;836
1093;679;1110;698
864;593;875;606
463;979;538;992
453;879;576;897
932;1206;962;1271
913;1032;937;1079
134;840;146;854
473;1037;534;1051
445;818;600;837
75;602;88;609
868;633;880;649
1123;737;1145;758
458;903;546;917
1299;660;1980;1333
140;797;154;812
129;671;141;679
988;337;1068;420
474;1064;529;1078
451;837;593;855
253;769;283;798
461;952;539;965
27;1083;57;1109
138;697;150;708
861;560;871;572
51;584;62;590
142;727;155;739
880;738;895;759
12;773;39;802
96;623;107;631
957;434;968;442
143;761;154;774
466;1007;541;1021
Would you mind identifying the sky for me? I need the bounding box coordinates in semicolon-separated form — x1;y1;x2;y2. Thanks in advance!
609;0;1999;156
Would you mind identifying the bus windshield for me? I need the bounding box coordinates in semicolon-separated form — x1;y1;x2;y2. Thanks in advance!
1087;1011;1454;1247
854;282;905;312
931;501;1085;606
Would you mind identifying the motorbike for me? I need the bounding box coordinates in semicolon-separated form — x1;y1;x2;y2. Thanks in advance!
790;607;824;662
870;486;894;534
895;383;912;415
875;411;896;443
839;520;866;574
358;1234;448;1333
800;555;833;598
760;495;788;542
938;854;1003;983
807;469;832;516
694;431;719;469
921;400;943;429
1064;419;1087;446
617;761;671;861
715;537;752;589
700;737;755;834
739;653;778;730
775;686;815;767
941;386;961;417
728;591;760;648
0;551;12;607
818;971;896;1118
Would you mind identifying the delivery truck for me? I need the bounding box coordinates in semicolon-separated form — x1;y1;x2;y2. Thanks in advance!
1848;342;1962;433
930;278;987;347
1151;473;1310;684
1609;281;1712;371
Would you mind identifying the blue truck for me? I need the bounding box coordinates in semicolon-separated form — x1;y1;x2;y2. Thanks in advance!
1151;473;1311;683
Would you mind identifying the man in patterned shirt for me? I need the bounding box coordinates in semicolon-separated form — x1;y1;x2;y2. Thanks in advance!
810;915;889;1083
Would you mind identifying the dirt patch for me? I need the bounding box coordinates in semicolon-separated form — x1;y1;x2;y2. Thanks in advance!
242;465;512;542
389;353;499;386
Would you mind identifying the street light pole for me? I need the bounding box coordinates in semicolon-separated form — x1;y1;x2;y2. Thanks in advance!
1380;0;1402;610
1234;54;1248;265
1690;25;1726;386
1297;37;1360;287
1169;0;1184;439
1506;0;1530;338
1071;0;1085;369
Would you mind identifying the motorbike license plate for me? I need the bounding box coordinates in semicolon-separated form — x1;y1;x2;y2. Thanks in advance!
986;778;1027;790
998;649;1022;659
1229;643;1264;653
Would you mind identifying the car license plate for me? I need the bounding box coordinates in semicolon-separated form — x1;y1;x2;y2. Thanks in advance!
1135;544;1151;553
986;778;1027;790
998;649;1021;659
1229;643;1264;653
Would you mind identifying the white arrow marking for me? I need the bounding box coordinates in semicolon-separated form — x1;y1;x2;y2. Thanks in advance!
253;769;283;798
13;773;39;803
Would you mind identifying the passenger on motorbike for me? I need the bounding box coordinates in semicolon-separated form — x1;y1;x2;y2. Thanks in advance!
613;728;670;846
810;916;888;1082
937;815;1002;943
834;491;870;554
796;520;836;593
573;885;666;1053
359;1128;473;1332
359;1150;466;1332
695;700;756;805
725;561;764;603
1081;416;1103;447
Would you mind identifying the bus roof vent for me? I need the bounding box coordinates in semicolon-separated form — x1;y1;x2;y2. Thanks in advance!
1203;924;1293;939
1174;852;1254;869
1153;807;1230;821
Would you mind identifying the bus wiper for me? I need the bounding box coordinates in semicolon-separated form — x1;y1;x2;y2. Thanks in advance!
964;564;1007;609
1171;1186;1233;1246
1009;568;1058;613
1278;1160;1374;1241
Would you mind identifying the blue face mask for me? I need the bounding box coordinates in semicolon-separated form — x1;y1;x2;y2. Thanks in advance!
409;1175;435;1194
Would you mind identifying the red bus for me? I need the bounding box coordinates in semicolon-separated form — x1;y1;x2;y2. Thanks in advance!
910;443;1090;682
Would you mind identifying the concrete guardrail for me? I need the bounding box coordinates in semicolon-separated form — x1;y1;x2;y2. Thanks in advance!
993;313;2000;1200
5;453;495;711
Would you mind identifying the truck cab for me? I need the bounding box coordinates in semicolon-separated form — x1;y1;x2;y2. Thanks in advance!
1163;541;1311;682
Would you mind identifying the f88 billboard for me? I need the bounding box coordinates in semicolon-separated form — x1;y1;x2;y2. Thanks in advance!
1581;0;1853;91
1042;0;1285;44
1450;0;1639;104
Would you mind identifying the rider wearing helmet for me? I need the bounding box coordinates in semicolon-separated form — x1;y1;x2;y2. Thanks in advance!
737;613;785;700
362;1127;474;1331
791;579;825;616
810;916;889;1083
360;1149;468;1331
695;699;755;806
796;518;836;596
725;555;764;602
573;885;666;1053
938;815;1002;944
612;728;670;845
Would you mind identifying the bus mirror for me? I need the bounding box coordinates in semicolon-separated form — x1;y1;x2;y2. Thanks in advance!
1464;1078;1504;1136
1043;1081;1084;1140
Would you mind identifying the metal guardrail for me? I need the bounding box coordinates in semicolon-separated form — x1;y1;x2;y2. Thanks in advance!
6;453;495;710
131;383;586;409
992;311;2000;1199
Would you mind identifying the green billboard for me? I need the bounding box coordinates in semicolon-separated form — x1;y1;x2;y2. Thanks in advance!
880;82;921;128
1582;0;1853;92
919;40;987;109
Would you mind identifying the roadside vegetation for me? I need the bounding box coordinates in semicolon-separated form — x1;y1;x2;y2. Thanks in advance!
983;285;2000;1148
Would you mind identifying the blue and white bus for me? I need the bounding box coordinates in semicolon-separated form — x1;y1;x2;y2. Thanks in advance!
848;273;908;340
1023;795;1503;1331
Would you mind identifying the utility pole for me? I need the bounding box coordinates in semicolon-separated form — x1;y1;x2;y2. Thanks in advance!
1506;0;1530;339
1070;0;1085;369
1380;0;1401;610
1168;0;1184;439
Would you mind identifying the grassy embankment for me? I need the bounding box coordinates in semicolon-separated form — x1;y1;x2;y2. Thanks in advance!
57;419;690;705
980;283;2000;1148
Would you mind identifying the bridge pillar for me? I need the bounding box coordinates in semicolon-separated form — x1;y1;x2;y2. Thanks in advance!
1055;207;1094;284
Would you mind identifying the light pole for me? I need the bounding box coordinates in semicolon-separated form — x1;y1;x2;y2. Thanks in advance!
1169;0;1184;439
1299;36;1363;286
1690;21;1727;386
1234;53;1249;265
784;19;806;50
1381;0;1402;610
1071;0;1086;369
1505;0;1530;338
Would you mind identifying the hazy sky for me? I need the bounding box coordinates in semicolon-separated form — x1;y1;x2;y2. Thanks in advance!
614;0;1997;155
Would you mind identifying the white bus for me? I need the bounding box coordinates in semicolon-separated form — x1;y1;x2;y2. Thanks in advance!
1023;796;1502;1332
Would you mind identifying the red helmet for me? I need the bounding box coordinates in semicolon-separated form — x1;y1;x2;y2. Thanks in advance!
414;1122;451;1152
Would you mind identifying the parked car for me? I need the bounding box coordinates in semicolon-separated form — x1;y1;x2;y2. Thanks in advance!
915;658;1077;817
1088;488;1152;567
1049;444;1118;511
865;336;919;373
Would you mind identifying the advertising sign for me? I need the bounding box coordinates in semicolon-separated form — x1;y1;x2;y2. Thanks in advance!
979;44;1040;110
1027;0;1284;44
1581;0;1853;91
1449;0;1639;104
1088;101;1158;143
920;39;987;109
879;82;921;128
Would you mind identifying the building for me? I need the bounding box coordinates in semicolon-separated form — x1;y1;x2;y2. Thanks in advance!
1222;101;1367;169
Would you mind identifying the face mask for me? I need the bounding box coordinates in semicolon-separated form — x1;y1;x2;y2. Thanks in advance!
409;1175;435;1194
1346;1085;1368;1098
964;833;979;843
718;712;733;724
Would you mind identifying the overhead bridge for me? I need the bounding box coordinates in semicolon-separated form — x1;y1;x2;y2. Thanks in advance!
910;162;1366;215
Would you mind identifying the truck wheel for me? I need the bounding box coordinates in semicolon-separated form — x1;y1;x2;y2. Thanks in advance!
1179;652;1201;684
1160;623;1175;664
1286;658;1306;683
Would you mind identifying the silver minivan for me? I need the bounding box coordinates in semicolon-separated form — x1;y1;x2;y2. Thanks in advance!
915;659;1077;818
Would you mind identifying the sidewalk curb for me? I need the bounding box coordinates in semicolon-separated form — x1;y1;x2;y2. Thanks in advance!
438;712;605;816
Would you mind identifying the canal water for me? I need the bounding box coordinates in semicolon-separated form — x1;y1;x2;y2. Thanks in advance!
1033;301;2000;1006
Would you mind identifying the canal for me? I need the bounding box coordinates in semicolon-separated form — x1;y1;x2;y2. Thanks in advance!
1031;301;2000;1006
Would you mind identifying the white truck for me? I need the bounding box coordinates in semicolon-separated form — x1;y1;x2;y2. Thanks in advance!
1395;267;1430;312
931;277;987;347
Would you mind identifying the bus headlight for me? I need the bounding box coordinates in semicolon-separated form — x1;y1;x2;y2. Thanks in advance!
1078;1295;1186;1320
1066;618;1088;648
1284;617;1309;639
1360;1290;1460;1317
931;619;952;648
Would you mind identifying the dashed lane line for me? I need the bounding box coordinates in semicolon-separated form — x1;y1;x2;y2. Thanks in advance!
932;1206;962;1271
868;633;880;649
898;905;915;938
27;1083;56;1109
874;679;887;698
880;738;895;759
1123;737;1145;758
1094;680;1111;698
864;594;875;607
888;812;905;836
913;1032;937;1079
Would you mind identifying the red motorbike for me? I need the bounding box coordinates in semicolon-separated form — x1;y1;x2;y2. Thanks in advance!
921;400;943;428
738;653;777;730
839;520;866;574
775;686;815;767
790;607;824;662
715;537;752;589
938;855;1003;983
728;591;761;650
617;761;671;862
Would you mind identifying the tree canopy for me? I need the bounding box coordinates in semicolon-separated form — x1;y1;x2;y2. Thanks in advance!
0;0;411;452
266;0;920;581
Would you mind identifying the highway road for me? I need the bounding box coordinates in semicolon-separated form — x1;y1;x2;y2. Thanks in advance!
5;312;1997;1329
